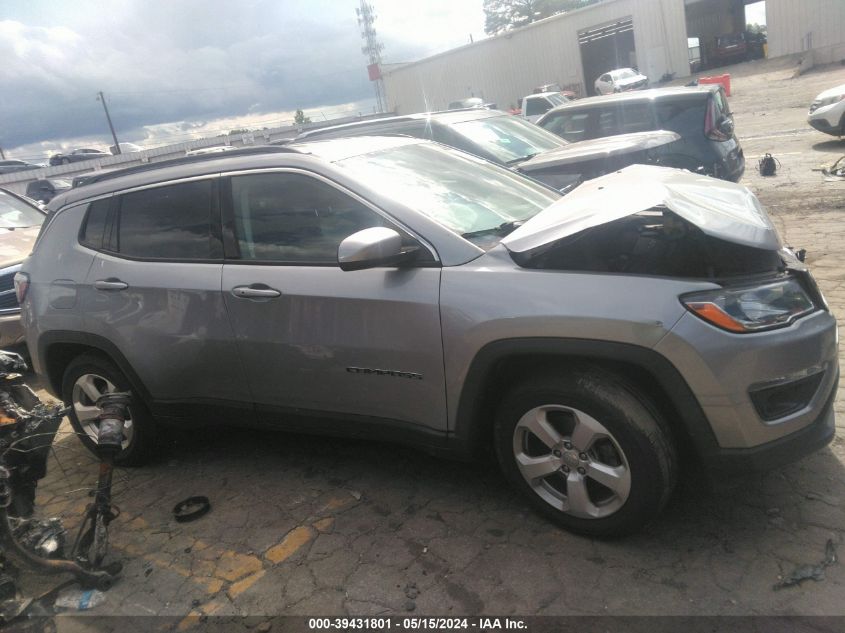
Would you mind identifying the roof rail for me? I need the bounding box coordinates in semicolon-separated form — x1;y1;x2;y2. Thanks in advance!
78;145;301;187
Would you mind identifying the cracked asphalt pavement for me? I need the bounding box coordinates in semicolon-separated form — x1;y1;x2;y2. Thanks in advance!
11;56;845;621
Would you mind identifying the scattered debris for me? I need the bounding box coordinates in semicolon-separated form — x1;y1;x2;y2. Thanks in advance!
822;156;845;181
0;573;14;601
773;539;838;590
758;153;780;176
54;587;107;610
404;599;416;611
256;621;273;633
172;496;211;523
349;490;362;501
765;507;781;517
404;582;419;600
0;597;32;623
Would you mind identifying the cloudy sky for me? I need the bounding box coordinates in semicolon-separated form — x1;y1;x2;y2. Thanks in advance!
1;0;486;162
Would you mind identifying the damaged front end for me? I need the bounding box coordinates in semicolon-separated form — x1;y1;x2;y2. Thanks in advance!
502;164;826;332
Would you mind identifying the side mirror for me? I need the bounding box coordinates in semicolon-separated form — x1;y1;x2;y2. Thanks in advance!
338;227;418;272
718;118;734;137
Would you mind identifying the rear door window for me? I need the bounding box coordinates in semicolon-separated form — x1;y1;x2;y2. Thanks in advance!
115;180;219;260
595;102;655;136
539;111;591;142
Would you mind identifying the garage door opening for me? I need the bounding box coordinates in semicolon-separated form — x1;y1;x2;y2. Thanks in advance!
578;17;636;96
684;0;767;72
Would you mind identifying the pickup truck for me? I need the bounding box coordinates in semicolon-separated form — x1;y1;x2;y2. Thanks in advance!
521;92;570;123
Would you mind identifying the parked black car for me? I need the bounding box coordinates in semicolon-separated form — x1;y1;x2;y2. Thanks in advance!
536;86;745;181
0;160;42;175
25;178;71;204
48;148;110;166
294;109;680;190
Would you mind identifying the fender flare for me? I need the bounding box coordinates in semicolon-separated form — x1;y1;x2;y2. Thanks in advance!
37;330;153;405
452;338;719;459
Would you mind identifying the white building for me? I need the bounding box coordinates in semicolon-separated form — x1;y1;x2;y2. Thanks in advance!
382;0;845;113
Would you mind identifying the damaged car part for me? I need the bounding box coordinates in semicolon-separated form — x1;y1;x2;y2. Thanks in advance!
0;351;121;590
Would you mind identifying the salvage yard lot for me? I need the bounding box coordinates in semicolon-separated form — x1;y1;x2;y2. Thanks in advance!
19;57;845;619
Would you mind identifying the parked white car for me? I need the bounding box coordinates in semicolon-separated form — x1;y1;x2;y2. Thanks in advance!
594;68;648;95
521;92;570;123
808;83;845;137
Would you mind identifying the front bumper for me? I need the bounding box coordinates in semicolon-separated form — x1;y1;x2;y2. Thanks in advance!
655;307;839;450
701;371;836;477
808;117;841;135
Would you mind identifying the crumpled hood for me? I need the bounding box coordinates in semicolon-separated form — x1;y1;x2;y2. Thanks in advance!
0;226;40;269
502;164;781;253
518;130;680;172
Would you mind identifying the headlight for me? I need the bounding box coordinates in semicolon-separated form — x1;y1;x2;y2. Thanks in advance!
681;277;815;333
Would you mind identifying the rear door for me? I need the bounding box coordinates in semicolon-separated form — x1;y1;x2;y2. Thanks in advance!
220;169;447;435
81;178;252;416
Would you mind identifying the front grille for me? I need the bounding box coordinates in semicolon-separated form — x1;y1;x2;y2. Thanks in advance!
0;273;13;294
0;268;20;312
0;291;18;311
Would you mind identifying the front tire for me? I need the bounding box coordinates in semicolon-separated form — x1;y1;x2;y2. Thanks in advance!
493;366;678;537
61;353;156;466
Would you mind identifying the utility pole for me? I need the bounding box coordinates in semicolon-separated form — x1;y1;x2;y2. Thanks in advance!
97;91;121;154
356;2;386;113
0;146;5;160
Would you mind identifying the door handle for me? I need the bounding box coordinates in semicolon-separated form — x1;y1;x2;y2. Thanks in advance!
94;279;129;291
231;284;281;299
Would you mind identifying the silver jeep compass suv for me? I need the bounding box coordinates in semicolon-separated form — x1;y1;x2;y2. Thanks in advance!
17;138;838;536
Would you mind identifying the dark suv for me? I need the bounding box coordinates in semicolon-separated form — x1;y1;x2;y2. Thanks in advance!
295;109;681;190
536;86;745;181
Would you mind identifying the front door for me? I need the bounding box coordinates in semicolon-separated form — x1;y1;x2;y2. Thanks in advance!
220;170;447;434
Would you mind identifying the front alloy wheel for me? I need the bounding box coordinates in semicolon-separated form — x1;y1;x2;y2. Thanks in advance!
494;367;677;537
513;404;631;519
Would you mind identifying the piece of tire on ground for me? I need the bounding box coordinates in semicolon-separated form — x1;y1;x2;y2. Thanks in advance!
493;365;678;537
61;353;156;467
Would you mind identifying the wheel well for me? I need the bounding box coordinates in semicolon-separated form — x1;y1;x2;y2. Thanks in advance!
44;343;106;398
466;354;699;464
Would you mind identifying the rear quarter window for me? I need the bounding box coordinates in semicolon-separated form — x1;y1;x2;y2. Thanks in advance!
79;198;111;249
115;180;220;260
655;98;707;137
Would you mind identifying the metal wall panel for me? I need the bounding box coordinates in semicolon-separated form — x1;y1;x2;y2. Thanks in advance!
383;0;691;114
767;0;845;62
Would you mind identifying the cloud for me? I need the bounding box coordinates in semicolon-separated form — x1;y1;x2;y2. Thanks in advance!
0;0;484;159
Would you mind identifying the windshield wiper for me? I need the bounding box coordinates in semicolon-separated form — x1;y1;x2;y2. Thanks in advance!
461;220;524;239
507;153;538;166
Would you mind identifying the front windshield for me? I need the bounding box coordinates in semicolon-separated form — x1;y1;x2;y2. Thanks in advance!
0;190;45;228
613;69;637;79
547;93;568;106
452;115;566;164
48;179;71;188
336;143;559;247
